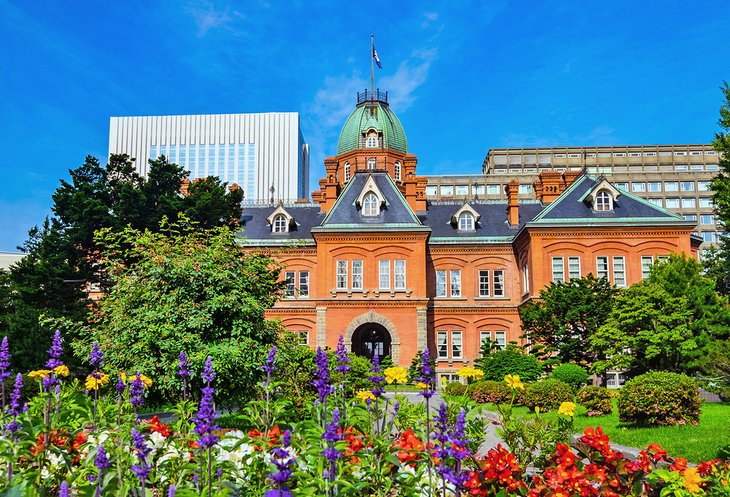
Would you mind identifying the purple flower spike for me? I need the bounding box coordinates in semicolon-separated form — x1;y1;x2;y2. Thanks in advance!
417;348;436;399
368;354;385;398
322;408;342;482
59;481;70;497
46;330;64;370
312;347;332;403
95;444;111;471
168;485;177;497
177;351;190;379
201;356;216;383
116;375;126;396
263;346;276;386
193;357;219;448
129;371;145;410
0;337;11;382
335;336;350;374
131;428;151;486
89;342;104;370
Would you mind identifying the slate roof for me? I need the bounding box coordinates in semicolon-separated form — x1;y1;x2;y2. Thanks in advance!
528;175;691;226
239;205;323;246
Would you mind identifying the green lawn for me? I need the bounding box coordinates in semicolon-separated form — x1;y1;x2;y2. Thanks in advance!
476;400;730;463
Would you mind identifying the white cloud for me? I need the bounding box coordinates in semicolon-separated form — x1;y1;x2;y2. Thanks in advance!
187;2;242;37
380;48;437;111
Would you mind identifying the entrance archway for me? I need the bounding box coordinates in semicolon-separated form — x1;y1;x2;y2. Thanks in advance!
351;323;391;360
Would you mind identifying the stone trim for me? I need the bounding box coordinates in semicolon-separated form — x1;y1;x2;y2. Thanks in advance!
344;311;401;365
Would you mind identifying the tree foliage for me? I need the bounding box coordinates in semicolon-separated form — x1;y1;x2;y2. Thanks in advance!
589;254;730;377
519;274;617;367
66;217;284;406
476;343;543;383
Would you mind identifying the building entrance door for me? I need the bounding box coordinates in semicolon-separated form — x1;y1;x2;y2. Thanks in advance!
351;323;391;360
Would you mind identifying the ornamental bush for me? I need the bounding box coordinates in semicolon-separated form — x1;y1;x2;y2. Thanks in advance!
469;380;517;404
618;371;702;426
477;346;543;383
576;386;613;415
443;382;467;396
523;378;574;411
550;363;589;391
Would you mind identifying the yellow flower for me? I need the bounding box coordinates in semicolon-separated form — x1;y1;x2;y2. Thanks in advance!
384;366;408;385
683;467;702;493
535;406;540;414
456;366;484;380
85;373;110;391
416;382;429;390
28;369;51;381
558;401;576;417
123;372;153;388
356;390;375;402
504;374;525;391
53;365;70;377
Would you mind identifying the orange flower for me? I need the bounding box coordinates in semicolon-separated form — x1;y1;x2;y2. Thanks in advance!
683;467;702;493
147;415;171;437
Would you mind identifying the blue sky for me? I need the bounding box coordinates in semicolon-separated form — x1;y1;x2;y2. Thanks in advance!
1;0;729;251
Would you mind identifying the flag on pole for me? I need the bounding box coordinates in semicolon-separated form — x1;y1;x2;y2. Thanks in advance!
372;46;383;69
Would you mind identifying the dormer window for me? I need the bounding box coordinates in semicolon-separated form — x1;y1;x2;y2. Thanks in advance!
362;192;379;216
595;190;612;211
367;158;376;170
273;215;288;233
458;212;475;231
344;162;351;182
366;136;377;148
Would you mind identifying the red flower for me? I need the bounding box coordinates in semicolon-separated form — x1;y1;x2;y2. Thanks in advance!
147;415;171;437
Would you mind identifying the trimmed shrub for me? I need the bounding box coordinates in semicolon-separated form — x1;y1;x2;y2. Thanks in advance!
576;386;613;416
551;363;589;391
478;348;542;383
618;371;701;426
468;380;517;404
443;382;467;396
523;378;574;411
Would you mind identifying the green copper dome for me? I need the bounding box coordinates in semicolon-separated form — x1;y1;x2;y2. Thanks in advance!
337;90;408;154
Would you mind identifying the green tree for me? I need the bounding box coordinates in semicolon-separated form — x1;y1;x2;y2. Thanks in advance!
590;254;730;377
185;176;244;229
519;274;617;367
708;81;730;295
66;217;284;406
477;343;543;383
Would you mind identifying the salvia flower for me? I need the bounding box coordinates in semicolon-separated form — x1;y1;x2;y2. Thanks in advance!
177;351;191;379
46;330;64;370
335;335;350;375
322;408;342;482
129;371;145;410
131;428;151;488
312;347;332;403
95;444;111;472
417;348;435;399
263;346;276;386
89;342;104;370
116;375;126;396
7;373;26;434
368;354;385;398
193;357;219;448
267;429;295;496
168;485;176;497
59;481;70;497
0;336;11;382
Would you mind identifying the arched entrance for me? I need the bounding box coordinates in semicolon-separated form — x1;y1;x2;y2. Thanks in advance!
351;323;392;360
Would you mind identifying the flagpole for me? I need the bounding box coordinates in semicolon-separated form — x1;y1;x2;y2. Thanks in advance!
370;33;375;101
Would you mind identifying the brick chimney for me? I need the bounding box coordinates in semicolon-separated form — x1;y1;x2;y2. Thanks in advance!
563;169;583;188
312;157;341;213
398;154;427;212
506;180;520;227
534;171;564;203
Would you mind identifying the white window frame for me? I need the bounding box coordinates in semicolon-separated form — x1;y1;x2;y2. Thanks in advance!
493;270;505;297
551;257;565;283
336;260;348;290
451;331;463;359
641;256;654;279
631;182;646;193
344;162;351;182
273;215;288;233
613;256;626;288
379;260;391;290
665;181;679;192
352;260;363;290
596;256;609;281
367;157;376;169
522;264;529;294
437;331;448;359
458;212;475;231
681;181;695;192
394;161;401;181
299;271;309;297
479;331;491;351
568;256;581;279
394;260;406;290
450;270;462;297
436;270;447;297
285;271;296;297
366;136;377;148
595;190;612;211
362;192;379;216
478;270;490;297
494;331;507;350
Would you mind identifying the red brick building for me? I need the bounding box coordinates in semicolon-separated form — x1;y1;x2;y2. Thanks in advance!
240;91;700;384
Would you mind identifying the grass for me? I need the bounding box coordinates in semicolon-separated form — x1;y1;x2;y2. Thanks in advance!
476;399;730;463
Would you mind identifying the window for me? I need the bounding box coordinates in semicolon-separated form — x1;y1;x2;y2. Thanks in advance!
665;198;680;208
362;192;379;216
632;182;646;192
665;181;679;192
681;181;695;192
299;271;309;297
647;182;661;192
367;157;376;169
522;264;530;294
684;214;697;221
700;215;714;225
437;331;448;359
456;185;469;196
436;270;447;297
699;197;713;208
394;260;406;290
450;270;462;297
352;260;363;290
487;184;500;194
596;256;609;280
681;198;696;208
394;161;401;181
552;257;565;283
702;232;716;243
452;331;463;359
336;260;348;290
707;164;719;171
628;152;641;157
426;186;437;196
644;152;657;156
568;256;581;279
595;191;612;211
494;331;506;350
473;185;485;195
296;331;309;346
366;136;377;148
285;271;295;297
649;199;663;207
273;215;288;233
519;184;532;194
344;162;351;182
613;256;626;287
494;270;505;297
458;212;475;231
437;330;463;359
613;153;625;157
641;256;654;279
379;260;391;290
706;151;718;155
615;183;628;191
440;185;454;196
478;270;490;297
675;151;687;156
479;331;491;351
698;181;711;191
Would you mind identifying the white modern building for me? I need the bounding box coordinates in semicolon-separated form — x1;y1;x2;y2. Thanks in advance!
109;113;309;203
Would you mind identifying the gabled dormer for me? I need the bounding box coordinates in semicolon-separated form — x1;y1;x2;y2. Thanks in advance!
267;205;296;233
451;203;480;231
356;175;387;217
580;178;621;212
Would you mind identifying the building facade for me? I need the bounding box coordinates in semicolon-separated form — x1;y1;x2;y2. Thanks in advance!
425;144;721;249
109;113;309;203
239;91;701;384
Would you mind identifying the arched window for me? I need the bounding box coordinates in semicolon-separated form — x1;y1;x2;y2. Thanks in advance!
366;136;378;148
344;162;351;182
394;161;401;181
273;214;288;233
367;158;376;170
362;192;379;216
458;212;475;231
595;190;612;212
